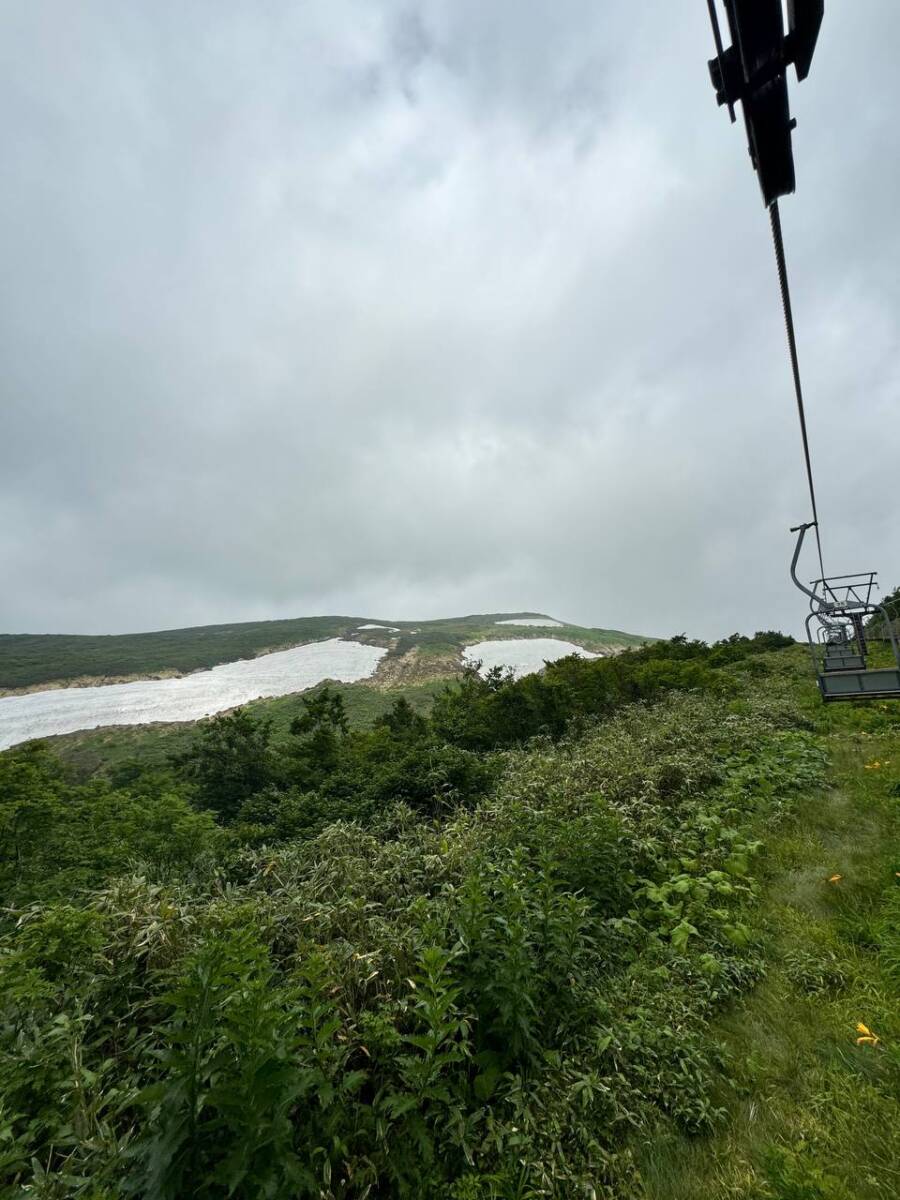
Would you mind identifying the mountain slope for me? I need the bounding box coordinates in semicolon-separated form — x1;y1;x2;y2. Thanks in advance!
6;641;898;1196
0;612;652;692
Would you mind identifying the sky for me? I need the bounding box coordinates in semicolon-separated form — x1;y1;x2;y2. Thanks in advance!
2;1;899;641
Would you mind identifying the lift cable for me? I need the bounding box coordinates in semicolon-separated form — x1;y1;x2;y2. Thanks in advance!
768;198;826;585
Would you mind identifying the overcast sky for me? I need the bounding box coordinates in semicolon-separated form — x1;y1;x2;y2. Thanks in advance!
1;2;898;640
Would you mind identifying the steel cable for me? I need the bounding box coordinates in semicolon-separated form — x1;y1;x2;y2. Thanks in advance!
769;198;826;584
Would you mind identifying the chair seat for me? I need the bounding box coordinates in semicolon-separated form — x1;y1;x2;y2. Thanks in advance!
819;667;900;701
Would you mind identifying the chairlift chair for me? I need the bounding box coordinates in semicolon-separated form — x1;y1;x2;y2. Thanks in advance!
813;617;864;672
819;621;849;647
790;523;900;701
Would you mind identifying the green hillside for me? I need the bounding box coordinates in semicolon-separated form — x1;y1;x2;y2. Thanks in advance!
0;612;651;692
2;632;898;1197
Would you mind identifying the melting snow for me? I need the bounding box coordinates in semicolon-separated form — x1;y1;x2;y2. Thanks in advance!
0;639;387;751
357;624;399;631
495;618;563;627
463;639;599;679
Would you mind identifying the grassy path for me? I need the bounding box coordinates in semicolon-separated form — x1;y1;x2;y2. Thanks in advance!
640;704;900;1199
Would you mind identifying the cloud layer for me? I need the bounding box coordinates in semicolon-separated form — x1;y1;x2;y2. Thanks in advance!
2;1;899;638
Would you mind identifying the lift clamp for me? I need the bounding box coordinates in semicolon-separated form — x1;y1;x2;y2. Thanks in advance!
706;0;824;206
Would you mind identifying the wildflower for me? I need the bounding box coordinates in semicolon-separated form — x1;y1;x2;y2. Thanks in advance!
827;874;843;884
864;761;882;770
855;1022;880;1046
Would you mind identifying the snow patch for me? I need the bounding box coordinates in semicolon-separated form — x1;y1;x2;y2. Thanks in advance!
495;618;563;628
463;639;599;679
0;639;387;750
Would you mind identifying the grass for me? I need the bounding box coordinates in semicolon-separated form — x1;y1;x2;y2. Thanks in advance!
0;612;653;691
639;656;900;1199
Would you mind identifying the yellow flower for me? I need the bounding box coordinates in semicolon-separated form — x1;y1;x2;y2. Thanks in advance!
864;761;882;770
855;1022;880;1046
827;874;843;884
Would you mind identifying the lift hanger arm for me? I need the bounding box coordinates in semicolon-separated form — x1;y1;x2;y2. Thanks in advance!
789;521;829;609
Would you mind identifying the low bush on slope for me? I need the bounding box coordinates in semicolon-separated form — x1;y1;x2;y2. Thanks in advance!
0;634;835;1198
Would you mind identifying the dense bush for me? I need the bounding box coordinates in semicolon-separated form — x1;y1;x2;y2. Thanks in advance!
0;742;220;904
0;630;827;1197
156;636;793;840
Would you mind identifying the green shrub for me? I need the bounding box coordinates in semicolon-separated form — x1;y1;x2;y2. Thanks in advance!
0;743;220;904
0;638;816;1195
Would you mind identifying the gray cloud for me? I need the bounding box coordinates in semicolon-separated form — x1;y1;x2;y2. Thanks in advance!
2;1;898;639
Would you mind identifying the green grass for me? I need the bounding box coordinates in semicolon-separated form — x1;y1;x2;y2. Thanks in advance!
639;653;900;1199
0;612;653;691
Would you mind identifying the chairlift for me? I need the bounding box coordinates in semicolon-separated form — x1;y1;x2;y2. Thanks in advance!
819;620;849;646
706;0;824;206
817;624;866;672
813;617;863;672
704;6;900;703
790;523;900;701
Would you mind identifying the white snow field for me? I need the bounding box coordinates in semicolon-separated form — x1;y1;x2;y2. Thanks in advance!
357;624;399;631
494;618;563;627
0;639;387;751
462;638;599;679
